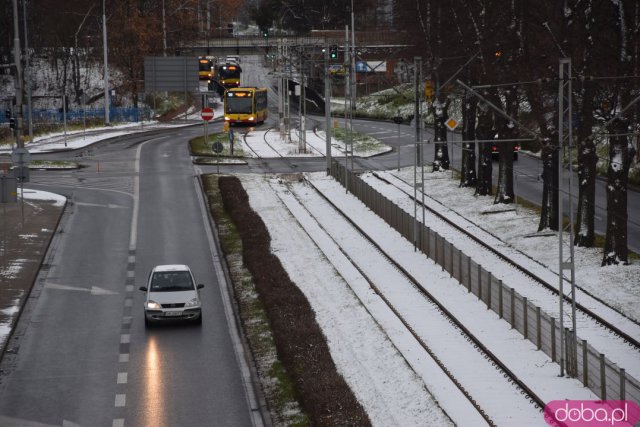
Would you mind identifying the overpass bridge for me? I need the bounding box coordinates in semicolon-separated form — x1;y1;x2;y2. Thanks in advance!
177;34;410;57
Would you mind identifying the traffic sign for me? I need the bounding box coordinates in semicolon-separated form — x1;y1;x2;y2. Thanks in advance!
201;107;214;121
445;118;459;131
212;142;223;153
11;147;31;165
393;116;403;124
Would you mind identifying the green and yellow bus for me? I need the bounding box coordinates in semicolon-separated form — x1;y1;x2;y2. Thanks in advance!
224;87;268;125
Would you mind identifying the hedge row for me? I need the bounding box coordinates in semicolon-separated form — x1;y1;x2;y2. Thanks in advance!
218;176;370;426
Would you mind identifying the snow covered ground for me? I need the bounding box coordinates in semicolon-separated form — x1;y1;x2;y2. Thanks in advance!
230;130;638;425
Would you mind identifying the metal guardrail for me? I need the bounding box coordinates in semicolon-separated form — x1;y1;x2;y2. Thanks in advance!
330;160;640;404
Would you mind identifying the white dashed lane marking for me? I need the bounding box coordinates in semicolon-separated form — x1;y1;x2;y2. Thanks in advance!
117;372;128;384
115;394;126;407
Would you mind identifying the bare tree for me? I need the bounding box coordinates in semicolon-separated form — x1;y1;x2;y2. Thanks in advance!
460;90;477;187
475;97;494;196
601;0;638;265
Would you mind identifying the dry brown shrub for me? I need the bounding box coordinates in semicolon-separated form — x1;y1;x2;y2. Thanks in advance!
218;176;370;427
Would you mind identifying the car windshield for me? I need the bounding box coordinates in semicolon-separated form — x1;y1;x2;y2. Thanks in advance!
150;271;194;292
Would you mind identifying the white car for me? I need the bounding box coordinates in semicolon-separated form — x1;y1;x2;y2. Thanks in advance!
139;264;204;326
225;55;240;64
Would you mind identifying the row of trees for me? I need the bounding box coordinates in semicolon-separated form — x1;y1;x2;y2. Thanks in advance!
1;0;242;107
253;0;639;266
394;0;639;266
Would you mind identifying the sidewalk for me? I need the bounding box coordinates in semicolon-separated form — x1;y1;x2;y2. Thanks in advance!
0;190;65;355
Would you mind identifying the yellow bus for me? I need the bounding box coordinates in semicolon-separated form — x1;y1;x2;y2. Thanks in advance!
224;87;268;125
217;63;242;90
198;57;214;80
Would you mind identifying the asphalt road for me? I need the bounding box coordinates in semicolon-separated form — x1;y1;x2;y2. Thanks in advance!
0;127;258;427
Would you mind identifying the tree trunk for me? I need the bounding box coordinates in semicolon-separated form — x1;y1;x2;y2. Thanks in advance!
460;93;477;187
432;97;450;171
602;117;635;265
475;101;493;196
538;144;559;231
526;88;559;231
494;87;518;204
575;81;597;247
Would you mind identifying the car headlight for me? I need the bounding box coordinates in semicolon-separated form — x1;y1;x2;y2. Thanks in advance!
185;298;200;308
146;300;162;310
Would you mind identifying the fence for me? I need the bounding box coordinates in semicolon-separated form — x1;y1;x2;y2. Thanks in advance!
330;160;640;403
0;107;150;126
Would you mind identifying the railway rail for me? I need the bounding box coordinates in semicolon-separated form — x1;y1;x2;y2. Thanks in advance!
368;171;640;352
271;177;548;425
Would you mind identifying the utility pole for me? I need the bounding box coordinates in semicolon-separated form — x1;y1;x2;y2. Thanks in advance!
324;42;332;174
415;57;422;159
278;41;284;139
350;0;356;105
344;25;351;192
301;46;307;152
162;0;167;56
103;0;110;125
12;0;23;148
22;0;33;144
298;45;305;152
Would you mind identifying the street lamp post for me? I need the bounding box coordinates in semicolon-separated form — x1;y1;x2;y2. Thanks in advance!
103;0;110;125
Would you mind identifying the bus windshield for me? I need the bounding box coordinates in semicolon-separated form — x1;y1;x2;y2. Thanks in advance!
225;92;253;114
199;60;212;72
219;65;241;79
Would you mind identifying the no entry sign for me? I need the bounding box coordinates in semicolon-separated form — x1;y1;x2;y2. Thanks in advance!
201;107;214;121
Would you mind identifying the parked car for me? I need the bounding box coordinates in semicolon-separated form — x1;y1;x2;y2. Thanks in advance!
139;264;204;326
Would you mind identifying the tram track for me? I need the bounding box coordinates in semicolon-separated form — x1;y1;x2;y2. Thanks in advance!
367;171;640;354
270;177;548;426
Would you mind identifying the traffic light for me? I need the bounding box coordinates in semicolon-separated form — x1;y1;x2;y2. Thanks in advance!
329;45;338;59
262;29;268;38
424;80;434;102
4;109;10;119
9;118;16;129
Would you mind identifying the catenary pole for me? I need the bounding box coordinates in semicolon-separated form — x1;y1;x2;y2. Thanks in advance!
103;0;110;125
22;0;33;144
12;0;23;148
325;42;332;174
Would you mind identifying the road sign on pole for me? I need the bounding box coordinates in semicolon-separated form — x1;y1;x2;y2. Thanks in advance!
201;107;214;121
445;117;459;131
